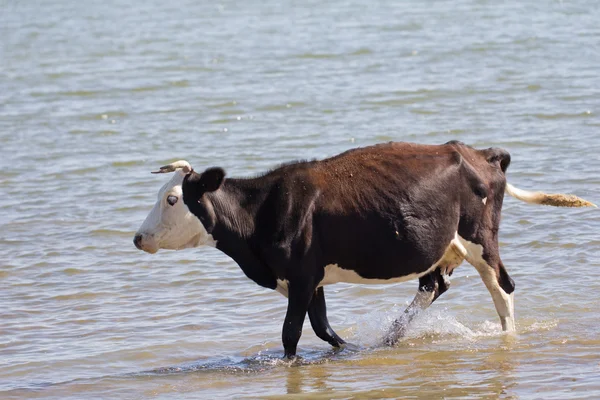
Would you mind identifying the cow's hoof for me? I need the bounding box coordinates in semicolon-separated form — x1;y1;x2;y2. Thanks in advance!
282;354;302;363
382;331;403;347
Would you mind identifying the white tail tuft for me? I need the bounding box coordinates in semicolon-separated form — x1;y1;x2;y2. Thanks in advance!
505;183;597;208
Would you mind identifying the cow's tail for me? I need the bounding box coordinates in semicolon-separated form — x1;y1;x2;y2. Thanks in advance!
505;183;596;208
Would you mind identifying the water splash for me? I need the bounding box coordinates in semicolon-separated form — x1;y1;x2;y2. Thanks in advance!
348;305;512;349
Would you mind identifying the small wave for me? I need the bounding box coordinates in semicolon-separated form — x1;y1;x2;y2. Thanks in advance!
348;47;373;56
257;102;306;111
168;80;189;87
207;101;239;108
90;229;133;237
50;291;111;301
111;160;144;168
531;111;593;120
62;267;84;275
98;130;119;136
79;111;129;121
294;52;338;59
410;108;438;115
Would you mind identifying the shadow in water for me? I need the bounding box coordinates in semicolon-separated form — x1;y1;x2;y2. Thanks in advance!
137;342;364;377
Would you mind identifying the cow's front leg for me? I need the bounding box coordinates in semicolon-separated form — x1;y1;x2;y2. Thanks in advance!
308;286;345;348
282;279;315;359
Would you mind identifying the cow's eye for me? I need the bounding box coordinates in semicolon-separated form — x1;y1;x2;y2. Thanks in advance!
166;195;178;206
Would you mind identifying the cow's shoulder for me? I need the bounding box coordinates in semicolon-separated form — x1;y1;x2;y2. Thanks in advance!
252;169;321;264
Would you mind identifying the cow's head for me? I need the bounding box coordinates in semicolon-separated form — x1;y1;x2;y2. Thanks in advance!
133;160;220;253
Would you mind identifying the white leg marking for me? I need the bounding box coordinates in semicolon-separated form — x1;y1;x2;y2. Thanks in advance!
276;279;289;298
458;236;516;332
326;327;335;338
408;288;436;312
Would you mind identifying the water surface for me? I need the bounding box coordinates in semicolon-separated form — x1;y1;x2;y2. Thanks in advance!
1;0;600;398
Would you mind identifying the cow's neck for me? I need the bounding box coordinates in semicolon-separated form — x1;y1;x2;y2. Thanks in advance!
205;178;276;289
207;178;263;237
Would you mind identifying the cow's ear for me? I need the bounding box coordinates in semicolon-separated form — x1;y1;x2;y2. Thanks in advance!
199;167;226;192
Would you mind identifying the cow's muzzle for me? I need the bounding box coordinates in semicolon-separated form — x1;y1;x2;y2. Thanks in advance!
133;233;143;250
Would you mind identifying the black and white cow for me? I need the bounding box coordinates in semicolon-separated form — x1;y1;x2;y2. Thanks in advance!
134;141;595;358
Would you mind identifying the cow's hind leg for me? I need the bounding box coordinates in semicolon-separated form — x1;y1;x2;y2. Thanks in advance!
384;234;466;345
384;267;451;346
308;286;346;348
459;236;516;332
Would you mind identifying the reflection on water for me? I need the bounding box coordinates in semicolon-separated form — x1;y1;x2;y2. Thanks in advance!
2;0;600;398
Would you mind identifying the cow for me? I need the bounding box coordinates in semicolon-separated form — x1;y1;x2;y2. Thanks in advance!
134;141;595;358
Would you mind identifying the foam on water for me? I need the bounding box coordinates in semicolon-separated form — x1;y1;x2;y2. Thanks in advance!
347;305;525;349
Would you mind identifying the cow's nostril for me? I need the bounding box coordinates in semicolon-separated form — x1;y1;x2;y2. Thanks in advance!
133;234;143;250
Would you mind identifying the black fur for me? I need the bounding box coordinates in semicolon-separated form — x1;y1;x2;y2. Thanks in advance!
182;141;515;357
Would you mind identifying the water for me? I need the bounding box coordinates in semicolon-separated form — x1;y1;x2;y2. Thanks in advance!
1;0;600;398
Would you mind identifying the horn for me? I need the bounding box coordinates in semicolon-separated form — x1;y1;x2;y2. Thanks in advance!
151;160;193;174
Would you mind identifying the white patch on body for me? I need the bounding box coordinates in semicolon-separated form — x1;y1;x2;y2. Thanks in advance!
318;232;467;287
458;235;515;332
318;264;429;286
482;197;487;205
135;170;216;253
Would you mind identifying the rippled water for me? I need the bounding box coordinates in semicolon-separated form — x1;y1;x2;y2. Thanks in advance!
2;0;600;398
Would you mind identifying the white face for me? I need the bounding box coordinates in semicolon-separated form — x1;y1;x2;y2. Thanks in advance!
134;170;215;253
